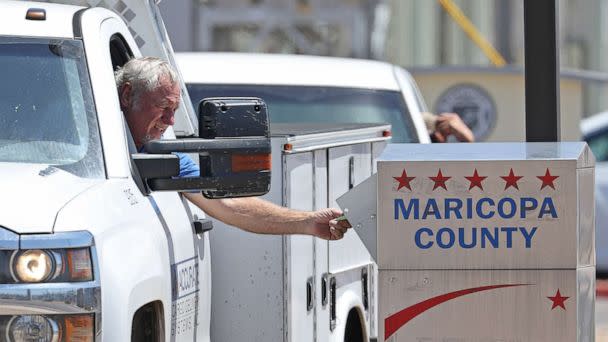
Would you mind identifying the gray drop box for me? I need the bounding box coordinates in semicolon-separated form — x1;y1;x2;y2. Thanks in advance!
338;142;596;270
337;142;596;341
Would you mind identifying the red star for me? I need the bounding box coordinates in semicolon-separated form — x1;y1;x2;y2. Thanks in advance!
429;169;451;190
393;169;415;191
547;289;569;310
537;168;559;190
465;169;487;190
501;168;523;190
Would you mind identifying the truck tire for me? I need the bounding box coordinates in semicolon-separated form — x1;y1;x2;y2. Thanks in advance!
344;309;364;342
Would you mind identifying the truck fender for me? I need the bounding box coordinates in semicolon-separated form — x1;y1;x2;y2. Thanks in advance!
94;219;171;340
128;275;168;340
334;286;367;342
128;275;167;320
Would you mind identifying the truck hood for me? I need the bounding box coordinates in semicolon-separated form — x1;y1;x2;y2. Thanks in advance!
0;163;102;234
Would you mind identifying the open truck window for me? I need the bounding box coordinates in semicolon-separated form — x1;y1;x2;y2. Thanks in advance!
0;37;104;178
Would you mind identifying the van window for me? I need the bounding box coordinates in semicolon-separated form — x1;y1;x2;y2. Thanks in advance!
0;37;104;178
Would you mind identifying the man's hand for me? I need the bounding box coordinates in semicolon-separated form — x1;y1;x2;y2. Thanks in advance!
432;113;475;143
307;208;352;240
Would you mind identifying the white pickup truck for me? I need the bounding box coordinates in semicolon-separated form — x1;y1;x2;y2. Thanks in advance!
0;1;274;341
0;1;412;341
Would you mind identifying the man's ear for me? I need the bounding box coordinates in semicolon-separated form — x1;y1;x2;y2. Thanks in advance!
119;83;132;111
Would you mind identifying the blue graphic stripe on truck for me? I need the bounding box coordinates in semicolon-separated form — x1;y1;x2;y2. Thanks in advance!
148;197;177;342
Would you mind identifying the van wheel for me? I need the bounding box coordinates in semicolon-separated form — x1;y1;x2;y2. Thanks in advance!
344;309;364;342
132;301;164;342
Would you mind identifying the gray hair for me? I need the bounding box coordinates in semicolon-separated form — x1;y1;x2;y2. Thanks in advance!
115;57;179;107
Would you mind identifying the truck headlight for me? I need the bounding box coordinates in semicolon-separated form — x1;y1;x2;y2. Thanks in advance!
2;314;94;342
11;250;54;283
8;248;93;283
6;315;60;342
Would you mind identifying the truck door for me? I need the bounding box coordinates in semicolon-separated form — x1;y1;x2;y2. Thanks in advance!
81;15;203;341
327;143;373;338
284;152;315;342
328;143;373;270
313;149;330;342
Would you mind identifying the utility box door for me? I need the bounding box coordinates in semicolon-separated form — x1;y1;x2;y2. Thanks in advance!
313;149;331;342
372;141;388;174
328;143;373;271
284;152;315;342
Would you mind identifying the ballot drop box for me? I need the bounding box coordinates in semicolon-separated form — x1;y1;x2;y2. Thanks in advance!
338;142;595;342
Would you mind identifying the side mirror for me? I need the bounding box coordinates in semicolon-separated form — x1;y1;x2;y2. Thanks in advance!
138;98;271;198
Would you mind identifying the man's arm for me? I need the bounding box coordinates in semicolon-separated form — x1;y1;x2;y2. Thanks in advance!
422;112;475;143
434;113;474;142
184;193;349;240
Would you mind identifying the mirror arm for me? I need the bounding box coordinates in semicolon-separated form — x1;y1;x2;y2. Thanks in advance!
147;172;270;194
144;138;270;154
132;153;180;179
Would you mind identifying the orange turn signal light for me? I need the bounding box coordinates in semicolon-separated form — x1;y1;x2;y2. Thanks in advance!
232;154;271;172
67;249;93;281
64;315;94;341
283;143;293;151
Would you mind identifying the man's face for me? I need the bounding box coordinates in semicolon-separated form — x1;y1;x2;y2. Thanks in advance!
123;76;180;148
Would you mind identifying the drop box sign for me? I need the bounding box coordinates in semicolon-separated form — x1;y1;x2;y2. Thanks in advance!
376;143;594;270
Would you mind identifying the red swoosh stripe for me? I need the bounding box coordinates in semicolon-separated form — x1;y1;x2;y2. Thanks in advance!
384;283;529;340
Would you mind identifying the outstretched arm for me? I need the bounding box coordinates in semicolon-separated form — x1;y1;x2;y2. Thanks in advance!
184;193;350;240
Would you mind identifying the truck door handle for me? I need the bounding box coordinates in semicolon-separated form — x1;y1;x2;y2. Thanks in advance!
194;219;213;235
330;277;336;331
361;267;369;310
306;277;314;312
348;156;355;189
321;274;329;307
193;219;213;260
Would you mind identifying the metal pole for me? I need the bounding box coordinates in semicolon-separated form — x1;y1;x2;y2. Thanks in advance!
523;0;560;142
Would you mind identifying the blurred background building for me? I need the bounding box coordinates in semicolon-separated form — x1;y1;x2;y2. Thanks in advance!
159;0;608;116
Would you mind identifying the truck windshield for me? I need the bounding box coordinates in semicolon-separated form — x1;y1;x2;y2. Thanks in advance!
186;84;419;143
0;37;104;178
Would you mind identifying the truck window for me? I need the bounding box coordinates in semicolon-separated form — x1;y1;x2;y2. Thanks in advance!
0;37;104;178
109;34;133;71
186;84;419;143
